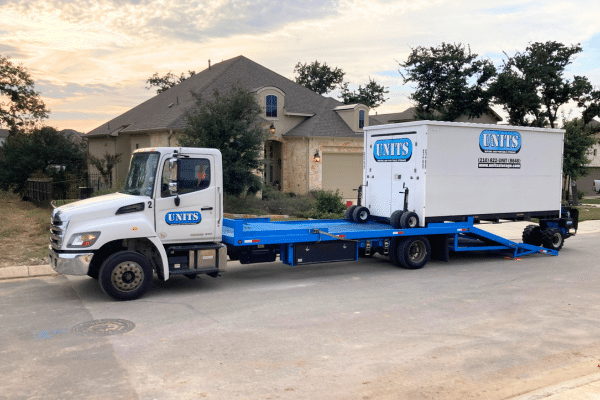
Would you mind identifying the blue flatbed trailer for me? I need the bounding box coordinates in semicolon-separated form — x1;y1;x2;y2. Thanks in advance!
222;217;559;269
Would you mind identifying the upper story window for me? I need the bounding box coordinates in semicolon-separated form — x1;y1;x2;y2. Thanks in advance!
359;110;365;129
266;95;277;118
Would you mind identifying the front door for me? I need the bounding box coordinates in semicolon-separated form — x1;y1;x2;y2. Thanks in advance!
154;154;217;244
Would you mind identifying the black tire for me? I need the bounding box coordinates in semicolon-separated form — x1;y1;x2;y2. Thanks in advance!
389;238;403;267
400;211;419;229
542;228;564;251
390;210;403;229
522;224;542;246
397;236;430;269
99;251;153;301
345;205;358;222
353;206;370;223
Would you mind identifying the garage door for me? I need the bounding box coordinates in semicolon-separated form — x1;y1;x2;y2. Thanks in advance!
322;153;363;200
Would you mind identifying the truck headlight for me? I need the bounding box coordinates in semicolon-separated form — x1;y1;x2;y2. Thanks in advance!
68;232;101;248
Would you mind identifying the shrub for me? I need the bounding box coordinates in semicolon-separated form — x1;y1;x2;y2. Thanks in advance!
314;190;345;214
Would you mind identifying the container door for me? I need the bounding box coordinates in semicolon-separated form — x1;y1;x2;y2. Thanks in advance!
155;154;217;244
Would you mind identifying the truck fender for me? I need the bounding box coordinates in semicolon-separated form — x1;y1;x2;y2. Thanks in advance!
148;236;170;281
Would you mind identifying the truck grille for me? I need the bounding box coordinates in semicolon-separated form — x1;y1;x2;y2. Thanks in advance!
50;210;69;250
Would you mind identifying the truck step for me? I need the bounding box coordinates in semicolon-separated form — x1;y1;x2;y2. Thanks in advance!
166;243;227;274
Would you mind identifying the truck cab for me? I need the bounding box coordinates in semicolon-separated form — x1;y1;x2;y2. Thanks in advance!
49;147;226;300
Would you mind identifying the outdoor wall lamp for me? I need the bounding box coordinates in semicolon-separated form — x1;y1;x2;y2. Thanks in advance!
269;123;275;134
313;150;321;163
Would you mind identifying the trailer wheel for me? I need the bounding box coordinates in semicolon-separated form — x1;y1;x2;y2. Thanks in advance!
522;224;542;246
542;228;564;251
353;206;370;223
398;236;430;269
400;212;419;229
99;251;153;301
390;210;403;229
345;205;358;222
389;238;403;267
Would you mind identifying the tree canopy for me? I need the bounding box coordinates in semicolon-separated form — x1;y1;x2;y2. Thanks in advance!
0;127;87;192
295;60;388;108
0;55;48;130
399;42;496;121
294;61;345;95
146;70;196;94
340;78;389;108
492;41;589;128
562;118;598;181
179;85;267;196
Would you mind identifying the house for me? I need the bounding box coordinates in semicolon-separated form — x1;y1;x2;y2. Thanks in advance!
86;55;502;201
86;56;369;201
369;107;502;126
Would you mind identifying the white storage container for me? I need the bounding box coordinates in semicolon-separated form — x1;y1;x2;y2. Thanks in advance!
362;121;564;226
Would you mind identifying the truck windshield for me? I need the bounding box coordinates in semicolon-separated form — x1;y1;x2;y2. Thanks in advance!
122;152;160;197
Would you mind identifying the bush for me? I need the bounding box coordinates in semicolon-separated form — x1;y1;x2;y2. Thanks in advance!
314;190;346;214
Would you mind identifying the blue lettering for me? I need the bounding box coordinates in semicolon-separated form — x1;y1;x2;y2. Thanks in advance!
373;139;412;162
480;130;521;154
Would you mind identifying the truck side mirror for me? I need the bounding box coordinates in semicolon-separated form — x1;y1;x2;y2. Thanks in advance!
168;157;178;195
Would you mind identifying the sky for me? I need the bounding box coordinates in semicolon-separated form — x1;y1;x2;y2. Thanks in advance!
2;0;600;133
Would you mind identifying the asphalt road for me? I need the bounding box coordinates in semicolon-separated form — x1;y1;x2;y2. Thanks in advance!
2;233;600;399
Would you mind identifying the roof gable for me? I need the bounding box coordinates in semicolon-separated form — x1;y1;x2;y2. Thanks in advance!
87;56;358;138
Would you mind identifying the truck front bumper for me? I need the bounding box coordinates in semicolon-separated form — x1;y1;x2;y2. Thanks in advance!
48;245;94;275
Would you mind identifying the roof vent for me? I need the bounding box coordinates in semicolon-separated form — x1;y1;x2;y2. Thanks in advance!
208;59;211;70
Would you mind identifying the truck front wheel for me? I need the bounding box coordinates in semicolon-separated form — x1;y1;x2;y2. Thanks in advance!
99;251;153;301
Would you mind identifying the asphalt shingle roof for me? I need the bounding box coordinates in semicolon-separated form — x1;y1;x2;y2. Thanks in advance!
87;56;359;138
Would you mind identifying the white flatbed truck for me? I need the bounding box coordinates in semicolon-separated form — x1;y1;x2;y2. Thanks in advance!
49;121;577;300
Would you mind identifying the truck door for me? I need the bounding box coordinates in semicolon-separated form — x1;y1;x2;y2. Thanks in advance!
154;154;218;244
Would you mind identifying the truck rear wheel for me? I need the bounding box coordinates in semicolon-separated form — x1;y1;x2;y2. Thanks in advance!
390;236;430;269
99;251;153;301
542;228;564;251
398;236;430;269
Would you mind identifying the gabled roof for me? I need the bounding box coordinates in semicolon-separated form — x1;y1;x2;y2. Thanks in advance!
370;106;502;125
87;56;358;138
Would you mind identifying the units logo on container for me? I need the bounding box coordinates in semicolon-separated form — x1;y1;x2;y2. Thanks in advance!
479;130;521;154
165;211;201;225
373;138;412;162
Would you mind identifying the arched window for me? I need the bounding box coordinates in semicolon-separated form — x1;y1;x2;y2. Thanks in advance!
266;95;277;118
359;110;365;129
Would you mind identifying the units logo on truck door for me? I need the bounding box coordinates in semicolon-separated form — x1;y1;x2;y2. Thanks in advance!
373;138;412;162
165;211;202;225
479;130;521;154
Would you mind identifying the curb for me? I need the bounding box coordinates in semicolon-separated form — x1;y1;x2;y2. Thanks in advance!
0;265;58;281
509;372;600;399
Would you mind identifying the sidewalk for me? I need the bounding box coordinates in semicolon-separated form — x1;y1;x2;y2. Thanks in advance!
2;220;599;282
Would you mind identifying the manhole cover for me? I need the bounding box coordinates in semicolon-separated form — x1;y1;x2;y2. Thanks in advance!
71;319;135;336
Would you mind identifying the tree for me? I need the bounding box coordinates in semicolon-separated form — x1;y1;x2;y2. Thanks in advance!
562;118;597;182
340;78;388;108
88;153;122;186
399;42;496;121
294;61;345;95
492;41;588;128
0;55;48;130
179;85;267;196
0;126;87;192
146;70;196;94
